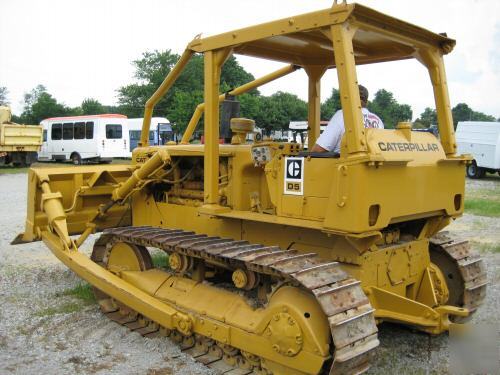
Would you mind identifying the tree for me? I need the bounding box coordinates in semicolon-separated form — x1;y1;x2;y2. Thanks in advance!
0;86;9;105
368;89;412;128
118;50;257;131
239;93;261;120
252;96;279;135
168;90;204;131
415;107;437;128
81;98;105;115
20;85;69;124
118;50;186;119
253;92;307;135
321;88;341;120
451;103;473;126
451;103;495;128
321;88;412;128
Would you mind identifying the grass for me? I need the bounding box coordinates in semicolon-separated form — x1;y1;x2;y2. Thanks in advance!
35;283;96;317
0;166;29;174
151;252;169;268
34;302;84;317
57;283;96;304
472;241;500;254
467;187;500;200
464;198;500;217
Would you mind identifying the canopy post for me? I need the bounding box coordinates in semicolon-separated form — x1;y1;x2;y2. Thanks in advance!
304;65;327;148
201;48;232;211
417;48;456;156
330;23;367;156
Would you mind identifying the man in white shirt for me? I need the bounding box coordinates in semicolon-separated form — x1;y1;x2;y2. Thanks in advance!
311;85;384;153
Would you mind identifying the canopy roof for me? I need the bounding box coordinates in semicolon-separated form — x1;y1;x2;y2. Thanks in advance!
188;2;455;66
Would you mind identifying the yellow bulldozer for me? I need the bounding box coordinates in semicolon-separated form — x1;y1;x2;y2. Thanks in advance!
13;2;487;374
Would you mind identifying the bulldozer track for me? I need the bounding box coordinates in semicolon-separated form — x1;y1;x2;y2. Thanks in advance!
430;233;487;320
91;226;380;375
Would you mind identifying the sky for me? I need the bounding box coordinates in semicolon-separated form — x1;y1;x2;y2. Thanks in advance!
1;0;499;120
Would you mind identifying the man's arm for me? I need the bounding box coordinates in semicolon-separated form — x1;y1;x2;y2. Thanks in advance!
311;143;328;152
310;110;344;153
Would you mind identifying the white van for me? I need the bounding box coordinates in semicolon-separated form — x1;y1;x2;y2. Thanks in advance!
38;114;129;164
456;121;500;178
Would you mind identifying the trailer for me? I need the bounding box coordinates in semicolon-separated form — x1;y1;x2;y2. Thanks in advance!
456;121;500;178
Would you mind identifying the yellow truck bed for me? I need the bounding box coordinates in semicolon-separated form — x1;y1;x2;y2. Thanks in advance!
0;123;43;152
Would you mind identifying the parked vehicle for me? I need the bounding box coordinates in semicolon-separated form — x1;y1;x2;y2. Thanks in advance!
456;121;500;178
0;106;43;167
127;118;173;155
38;114;129;164
288;120;327;147
413;124;439;137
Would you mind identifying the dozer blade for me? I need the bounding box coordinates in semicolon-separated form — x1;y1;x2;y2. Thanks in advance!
12;165;134;244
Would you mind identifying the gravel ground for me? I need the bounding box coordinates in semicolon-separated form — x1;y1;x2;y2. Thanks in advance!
0;172;498;375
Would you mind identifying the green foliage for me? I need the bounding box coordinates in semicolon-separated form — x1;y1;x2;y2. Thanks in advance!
81;98;105;115
321;88;413;129
472;241;500;254
253;91;307;134
415;104;497;130
35;283;96;317
10;50;498;137
239;93;261;119
0;86;9;105
0;166;30;174
34;302;83;317
168;90;204;131
117;50;256;131
451;103;496;128
19;85;69;124
367;89;412;129
464;198;500;217
221;57;256;93
321;88;341;120
58;283;96;304
415;107;437;127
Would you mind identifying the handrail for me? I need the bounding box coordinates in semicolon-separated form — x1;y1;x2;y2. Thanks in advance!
180;64;301;144
140;48;194;147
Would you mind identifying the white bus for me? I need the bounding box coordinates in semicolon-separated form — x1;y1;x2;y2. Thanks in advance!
128;117;173;156
38;114;129;164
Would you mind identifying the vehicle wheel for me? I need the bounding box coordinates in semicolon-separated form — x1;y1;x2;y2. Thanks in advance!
71;153;82;165
466;161;484;179
14;154;27;167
